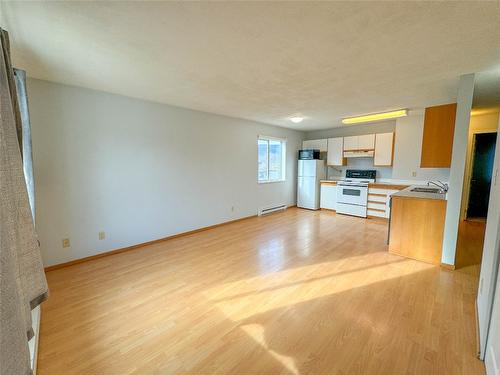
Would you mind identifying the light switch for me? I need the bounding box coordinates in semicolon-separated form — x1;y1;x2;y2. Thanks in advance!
62;238;70;248
99;231;105;240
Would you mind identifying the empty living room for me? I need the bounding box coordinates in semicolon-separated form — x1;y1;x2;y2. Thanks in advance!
2;1;500;375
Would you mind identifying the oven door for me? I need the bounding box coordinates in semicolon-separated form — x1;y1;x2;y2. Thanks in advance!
336;185;368;206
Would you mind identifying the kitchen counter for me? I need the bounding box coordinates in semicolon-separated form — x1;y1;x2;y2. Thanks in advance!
388;187;447;265
391;185;447;200
320;180;409;190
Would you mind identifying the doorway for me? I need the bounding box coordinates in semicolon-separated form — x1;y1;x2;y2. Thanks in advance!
467;132;497;219
455;125;498;270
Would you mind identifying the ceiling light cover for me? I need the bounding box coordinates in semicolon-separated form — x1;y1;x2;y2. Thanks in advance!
290;117;304;123
342;109;408;124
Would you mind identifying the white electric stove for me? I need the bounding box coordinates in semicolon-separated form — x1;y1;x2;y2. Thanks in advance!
336;170;376;218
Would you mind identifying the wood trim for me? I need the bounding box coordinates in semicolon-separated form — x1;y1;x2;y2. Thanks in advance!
367;215;389;221
390;195;444;202
343;148;375;152
368;208;386;213
368;183;409;190
44;213;258;272
368;193;387;197
320;182;408;190
440;262;456;271
368;200;385;204
320;208;336;212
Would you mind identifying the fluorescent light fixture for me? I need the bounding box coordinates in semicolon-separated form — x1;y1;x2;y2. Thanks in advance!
290;117;304;123
342;109;408;125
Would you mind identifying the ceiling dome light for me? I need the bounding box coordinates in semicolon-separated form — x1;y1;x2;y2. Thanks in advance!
290;117;304;123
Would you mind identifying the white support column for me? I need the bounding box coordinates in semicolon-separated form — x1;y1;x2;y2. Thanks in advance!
441;73;475;266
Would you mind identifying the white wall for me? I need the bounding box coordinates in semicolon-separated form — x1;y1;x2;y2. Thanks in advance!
486;265;500;375
478;115;500;362
442;74;475;266
28;79;303;267
392;112;450;182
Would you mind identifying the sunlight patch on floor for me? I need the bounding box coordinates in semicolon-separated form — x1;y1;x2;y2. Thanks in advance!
240;324;299;375
204;255;434;321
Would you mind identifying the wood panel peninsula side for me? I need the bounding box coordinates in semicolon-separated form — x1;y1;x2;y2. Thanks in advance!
388;187;447;265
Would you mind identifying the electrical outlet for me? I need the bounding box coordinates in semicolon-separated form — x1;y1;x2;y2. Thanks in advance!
411;171;417;177
99;231;105;240
62;238;70;248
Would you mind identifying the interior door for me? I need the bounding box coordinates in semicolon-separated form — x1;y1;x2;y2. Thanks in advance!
468;132;497;218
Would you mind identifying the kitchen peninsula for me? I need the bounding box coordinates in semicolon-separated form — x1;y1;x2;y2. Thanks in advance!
388;186;447;265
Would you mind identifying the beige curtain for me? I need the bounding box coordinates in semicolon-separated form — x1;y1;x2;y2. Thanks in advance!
0;28;48;375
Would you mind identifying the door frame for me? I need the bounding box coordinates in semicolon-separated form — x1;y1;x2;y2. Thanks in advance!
462;130;498;220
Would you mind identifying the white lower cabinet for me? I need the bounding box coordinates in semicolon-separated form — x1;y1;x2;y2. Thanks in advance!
367;188;399;218
320;184;337;210
320;184;404;217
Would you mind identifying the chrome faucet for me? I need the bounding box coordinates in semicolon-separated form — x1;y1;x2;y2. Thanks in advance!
427;180;448;193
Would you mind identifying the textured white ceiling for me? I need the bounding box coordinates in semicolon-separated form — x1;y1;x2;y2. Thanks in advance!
2;1;500;130
474;68;500;110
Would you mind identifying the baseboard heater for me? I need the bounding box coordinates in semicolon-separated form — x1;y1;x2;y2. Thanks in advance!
259;204;287;216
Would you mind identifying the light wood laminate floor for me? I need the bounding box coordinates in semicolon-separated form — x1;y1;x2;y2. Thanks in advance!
38;208;485;374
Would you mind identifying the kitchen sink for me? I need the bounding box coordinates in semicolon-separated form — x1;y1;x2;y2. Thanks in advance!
410;187;442;193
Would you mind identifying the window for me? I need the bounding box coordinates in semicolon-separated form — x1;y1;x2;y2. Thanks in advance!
258;136;286;183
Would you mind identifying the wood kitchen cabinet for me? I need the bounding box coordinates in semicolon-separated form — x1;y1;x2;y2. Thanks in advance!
389;196;447;265
343;136;358;151
343;134;375;151
327;137;345;166
420;103;457;168
358;134;375;150
374;132;394;166
302;139;328;152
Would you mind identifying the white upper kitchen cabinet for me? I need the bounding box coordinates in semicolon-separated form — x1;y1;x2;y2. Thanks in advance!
302;139;328;152
374;132;394;166
327;137;345;166
358;134;375;150
343;134;375;151
343;136;358;151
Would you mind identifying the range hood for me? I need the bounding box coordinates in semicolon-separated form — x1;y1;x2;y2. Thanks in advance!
343;150;374;158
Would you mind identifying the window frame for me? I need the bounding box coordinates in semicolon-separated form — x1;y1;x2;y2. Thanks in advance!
257;135;287;184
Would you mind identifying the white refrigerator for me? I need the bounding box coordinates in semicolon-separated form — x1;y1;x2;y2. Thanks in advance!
297;159;326;210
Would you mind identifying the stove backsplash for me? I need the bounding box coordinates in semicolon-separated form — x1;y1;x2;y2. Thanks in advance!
326;158;393;180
